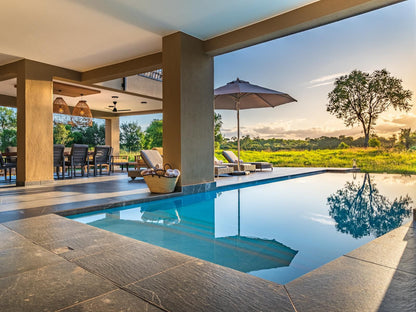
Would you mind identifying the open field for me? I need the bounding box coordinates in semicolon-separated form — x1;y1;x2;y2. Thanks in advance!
215;148;416;175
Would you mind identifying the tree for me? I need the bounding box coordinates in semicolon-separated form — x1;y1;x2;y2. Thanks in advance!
327;173;412;239
0;107;17;151
82;123;105;146
53;124;72;146
144;119;163;148
214;113;224;146
121;121;145;151
0;107;17;131
399;128;415;150
0;129;17;151
327;69;412;147
69;122;105;147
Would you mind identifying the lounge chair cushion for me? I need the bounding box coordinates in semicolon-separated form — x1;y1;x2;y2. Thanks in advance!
223;151;242;163
141;149;163;169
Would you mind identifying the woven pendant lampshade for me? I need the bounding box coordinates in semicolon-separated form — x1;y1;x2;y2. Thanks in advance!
53;97;72;125
53;97;71;114
71;99;93;127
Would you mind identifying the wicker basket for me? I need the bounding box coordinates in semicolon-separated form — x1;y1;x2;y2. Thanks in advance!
143;174;178;194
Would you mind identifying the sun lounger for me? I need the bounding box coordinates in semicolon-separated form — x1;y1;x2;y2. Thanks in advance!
128;149;164;180
140;149;163;169
222;150;272;171
216;154;255;172
215;165;233;177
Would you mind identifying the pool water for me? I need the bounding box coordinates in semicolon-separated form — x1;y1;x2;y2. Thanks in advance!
69;173;415;284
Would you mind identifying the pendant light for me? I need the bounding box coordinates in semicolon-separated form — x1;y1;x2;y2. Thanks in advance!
71;94;93;127
53;91;72;125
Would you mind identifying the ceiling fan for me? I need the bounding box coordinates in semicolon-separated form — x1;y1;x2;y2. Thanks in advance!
107;96;131;113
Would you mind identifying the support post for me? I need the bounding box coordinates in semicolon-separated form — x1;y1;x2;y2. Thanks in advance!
16;60;54;186
105;117;120;156
162;32;215;193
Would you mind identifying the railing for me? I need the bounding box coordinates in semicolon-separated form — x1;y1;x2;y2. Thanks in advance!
139;69;163;81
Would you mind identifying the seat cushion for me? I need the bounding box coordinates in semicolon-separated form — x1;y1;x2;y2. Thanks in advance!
141;150;163;169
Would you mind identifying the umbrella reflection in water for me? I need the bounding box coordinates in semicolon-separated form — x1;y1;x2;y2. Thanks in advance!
90;191;297;273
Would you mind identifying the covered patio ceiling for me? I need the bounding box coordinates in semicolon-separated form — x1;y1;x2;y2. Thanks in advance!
0;0;317;71
0;77;162;117
0;0;404;70
0;0;405;116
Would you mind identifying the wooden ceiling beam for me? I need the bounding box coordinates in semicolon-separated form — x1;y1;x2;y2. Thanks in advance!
116;109;162;117
53;82;100;97
0;59;82;82
0;94;16;108
203;0;405;56
0;61;19;81
82;52;163;84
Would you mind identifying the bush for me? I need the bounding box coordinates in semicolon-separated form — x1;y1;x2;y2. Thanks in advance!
368;138;381;148
337;142;350;149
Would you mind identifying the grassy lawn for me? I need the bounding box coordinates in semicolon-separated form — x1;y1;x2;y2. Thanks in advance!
215;148;416;175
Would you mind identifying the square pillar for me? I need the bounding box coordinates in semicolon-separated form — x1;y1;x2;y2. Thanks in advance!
16;60;54;186
162;32;215;193
105;117;120;156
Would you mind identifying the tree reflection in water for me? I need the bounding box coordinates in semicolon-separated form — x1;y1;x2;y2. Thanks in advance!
327;173;413;239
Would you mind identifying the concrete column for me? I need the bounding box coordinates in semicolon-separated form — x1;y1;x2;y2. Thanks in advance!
162;32;215;193
16;60;54;186
105;117;120;155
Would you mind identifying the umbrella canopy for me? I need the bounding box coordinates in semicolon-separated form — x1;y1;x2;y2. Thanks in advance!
215;78;297;109
214;78;297;172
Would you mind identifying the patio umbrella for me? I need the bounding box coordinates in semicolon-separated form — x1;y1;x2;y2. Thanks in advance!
214;78;297;172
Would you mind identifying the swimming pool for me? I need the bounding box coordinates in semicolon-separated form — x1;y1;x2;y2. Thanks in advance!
69;172;415;284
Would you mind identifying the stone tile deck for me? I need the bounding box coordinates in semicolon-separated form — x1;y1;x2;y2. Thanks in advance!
0;168;415;311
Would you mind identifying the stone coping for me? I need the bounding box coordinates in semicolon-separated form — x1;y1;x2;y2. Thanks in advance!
1;214;414;311
0;168;414;311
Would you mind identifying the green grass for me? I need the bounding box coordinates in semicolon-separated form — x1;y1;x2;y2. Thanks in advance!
215;148;416;175
119;151;139;162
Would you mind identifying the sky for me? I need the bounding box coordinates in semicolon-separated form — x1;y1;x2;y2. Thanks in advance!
125;0;416;140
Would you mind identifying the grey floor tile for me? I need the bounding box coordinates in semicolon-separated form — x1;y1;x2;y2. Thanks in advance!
127;259;294;312
59;289;164;312
0;225;30;250
72;241;193;286
0;261;117;312
3;214;95;243
40;226;138;261
286;256;416;312
0;241;65;278
347;225;416;275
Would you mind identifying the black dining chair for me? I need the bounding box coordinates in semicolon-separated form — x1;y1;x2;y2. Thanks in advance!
91;145;112;176
5;146;17;164
66;144;89;177
53;144;66;179
0;151;17;181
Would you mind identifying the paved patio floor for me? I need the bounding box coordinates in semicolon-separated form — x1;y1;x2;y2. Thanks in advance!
0;168;415;311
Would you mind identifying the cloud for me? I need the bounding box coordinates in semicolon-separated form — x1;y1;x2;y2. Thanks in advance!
249;125;362;139
390;114;416;126
310;72;349;84
307;81;334;88
221;112;416;140
308;72;349;88
306;213;336;226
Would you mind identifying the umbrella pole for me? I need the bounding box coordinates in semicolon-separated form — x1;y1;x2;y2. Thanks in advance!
238;188;241;236
237;102;241;172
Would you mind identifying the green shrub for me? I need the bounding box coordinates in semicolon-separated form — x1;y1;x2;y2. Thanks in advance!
338;142;350;149
368;138;381;148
